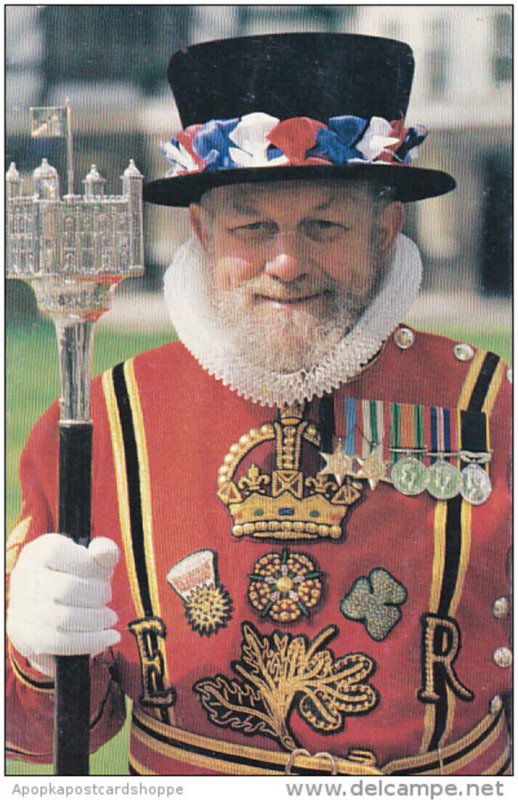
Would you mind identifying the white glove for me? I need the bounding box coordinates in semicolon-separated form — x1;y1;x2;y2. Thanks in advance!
7;534;120;678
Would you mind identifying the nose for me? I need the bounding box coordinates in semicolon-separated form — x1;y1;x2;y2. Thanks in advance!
263;232;308;282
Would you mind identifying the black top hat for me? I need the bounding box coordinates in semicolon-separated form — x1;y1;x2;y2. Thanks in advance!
144;33;456;206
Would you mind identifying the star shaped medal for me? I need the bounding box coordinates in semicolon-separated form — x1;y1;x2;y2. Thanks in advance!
356;449;388;490
318;438;354;484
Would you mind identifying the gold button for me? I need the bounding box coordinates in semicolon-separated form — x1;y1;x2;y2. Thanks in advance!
453;343;474;362
276;576;293;594
394;327;415;350
490;695;503;715
493;647;512;668
493;597;509;618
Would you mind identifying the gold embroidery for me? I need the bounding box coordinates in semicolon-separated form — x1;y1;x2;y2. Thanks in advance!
218;405;362;541
247;549;323;623
418;614;474;704
167;549;233;636
131;706;383;775
184;584;232;636
128;617;176;710
194;622;378;751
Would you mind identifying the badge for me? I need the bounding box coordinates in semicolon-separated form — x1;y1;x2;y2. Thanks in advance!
247;549;323;623
390;457;428;496
356;450;388;490
194;622;379;752
460;463;492;505
426;460;462;500
167;550;233;636
217;404;362;542
341;568;407;641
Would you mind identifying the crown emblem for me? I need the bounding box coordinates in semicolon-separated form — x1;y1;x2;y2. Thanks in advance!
217;405;363;541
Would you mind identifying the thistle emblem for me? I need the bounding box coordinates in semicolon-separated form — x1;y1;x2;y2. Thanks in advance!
167;550;233;636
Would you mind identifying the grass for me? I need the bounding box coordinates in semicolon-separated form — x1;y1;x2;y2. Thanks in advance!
5;316;511;775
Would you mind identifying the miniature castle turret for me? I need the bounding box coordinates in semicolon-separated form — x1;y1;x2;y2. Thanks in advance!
6;157;144;283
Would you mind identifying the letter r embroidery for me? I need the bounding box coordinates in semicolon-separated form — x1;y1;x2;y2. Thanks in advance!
418;613;474;704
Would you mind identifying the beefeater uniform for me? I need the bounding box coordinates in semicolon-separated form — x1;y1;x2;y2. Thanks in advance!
6;327;512;776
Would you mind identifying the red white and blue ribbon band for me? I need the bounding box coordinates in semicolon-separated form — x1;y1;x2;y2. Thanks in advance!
161;112;428;177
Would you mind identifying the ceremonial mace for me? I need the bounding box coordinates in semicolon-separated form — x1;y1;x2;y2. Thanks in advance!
6;102;144;774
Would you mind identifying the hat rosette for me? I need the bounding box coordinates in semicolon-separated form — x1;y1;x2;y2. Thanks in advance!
145;33;455;206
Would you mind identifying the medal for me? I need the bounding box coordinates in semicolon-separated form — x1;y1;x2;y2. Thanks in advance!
426;405;460;499
391;456;428;496
356;449;388;490
427;460;461;500
460;462;492;505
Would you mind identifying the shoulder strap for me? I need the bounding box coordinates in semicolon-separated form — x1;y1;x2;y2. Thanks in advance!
420;350;505;753
102;360;175;725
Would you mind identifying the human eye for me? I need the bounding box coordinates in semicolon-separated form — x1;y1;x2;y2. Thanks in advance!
302;219;348;242
228;220;278;241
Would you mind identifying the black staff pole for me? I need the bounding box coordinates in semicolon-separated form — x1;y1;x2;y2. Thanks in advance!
6;105;144;774
53;321;95;775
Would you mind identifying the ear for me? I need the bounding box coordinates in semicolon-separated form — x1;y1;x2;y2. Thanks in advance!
189;203;211;250
378;202;404;255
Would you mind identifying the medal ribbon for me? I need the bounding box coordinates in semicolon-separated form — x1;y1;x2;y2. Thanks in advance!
344;397;357;456
390;402;402;464
360;400;383;457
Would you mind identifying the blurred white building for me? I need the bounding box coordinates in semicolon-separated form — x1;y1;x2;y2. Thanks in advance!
6;6;512;294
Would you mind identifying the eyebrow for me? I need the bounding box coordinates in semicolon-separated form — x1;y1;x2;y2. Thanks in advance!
229;195;338;215
313;197;335;211
230;203;260;215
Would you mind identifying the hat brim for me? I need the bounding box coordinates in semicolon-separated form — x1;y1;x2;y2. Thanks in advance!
143;163;455;207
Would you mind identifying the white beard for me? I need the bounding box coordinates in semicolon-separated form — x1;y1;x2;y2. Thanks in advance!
164;233;423;407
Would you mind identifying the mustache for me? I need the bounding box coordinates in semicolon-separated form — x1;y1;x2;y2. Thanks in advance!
223;276;341;301
217;277;381;311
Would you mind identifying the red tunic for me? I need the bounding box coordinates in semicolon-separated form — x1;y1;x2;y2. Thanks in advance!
6;327;512;776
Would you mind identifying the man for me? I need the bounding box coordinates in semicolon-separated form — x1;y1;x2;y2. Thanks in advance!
6;33;511;776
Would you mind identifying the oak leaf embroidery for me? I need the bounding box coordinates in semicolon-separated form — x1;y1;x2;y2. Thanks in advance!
193;622;379;751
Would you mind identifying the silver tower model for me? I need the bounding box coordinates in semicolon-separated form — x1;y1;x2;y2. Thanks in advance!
6;102;145;775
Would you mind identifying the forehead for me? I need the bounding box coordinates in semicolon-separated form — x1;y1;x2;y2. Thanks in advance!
203;181;375;215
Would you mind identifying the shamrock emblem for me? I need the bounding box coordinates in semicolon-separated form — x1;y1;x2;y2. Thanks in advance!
340;568;407;641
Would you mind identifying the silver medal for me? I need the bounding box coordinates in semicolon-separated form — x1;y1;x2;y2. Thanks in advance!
427;460;461;500
460;462;492;505
391;457;428;496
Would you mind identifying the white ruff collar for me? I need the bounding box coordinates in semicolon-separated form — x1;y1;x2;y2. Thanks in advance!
164;233;422;407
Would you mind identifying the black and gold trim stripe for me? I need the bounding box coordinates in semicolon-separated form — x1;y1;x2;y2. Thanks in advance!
6;742;53;760
129;708;382;776
9;645;54;693
386;708;507;775
482;748;512;776
102;360;174;725
421;350;505;754
111;362;154;618
421;350;505;752
464;353;504;413
457;350;506;415
128;706;507;777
